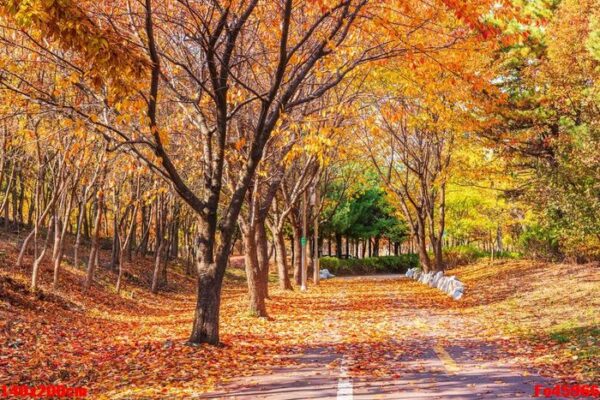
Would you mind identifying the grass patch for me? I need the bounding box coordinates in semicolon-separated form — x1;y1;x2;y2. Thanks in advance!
319;255;418;276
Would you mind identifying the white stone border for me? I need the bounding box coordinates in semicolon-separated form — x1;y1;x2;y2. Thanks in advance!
320;268;336;279
405;268;464;300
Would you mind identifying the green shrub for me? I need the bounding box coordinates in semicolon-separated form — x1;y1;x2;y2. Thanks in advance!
517;224;561;260
319;255;418;276
443;245;485;268
493;250;521;259
443;245;521;268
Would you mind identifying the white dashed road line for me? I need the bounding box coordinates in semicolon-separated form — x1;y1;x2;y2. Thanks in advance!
337;356;353;400
327;288;354;400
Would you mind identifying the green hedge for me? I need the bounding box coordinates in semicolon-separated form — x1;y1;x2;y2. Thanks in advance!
319;255;419;276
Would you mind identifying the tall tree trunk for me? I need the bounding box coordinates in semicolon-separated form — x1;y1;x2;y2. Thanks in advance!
53;192;74;289
151;238;165;294
17;171;25;229
273;227;292;290
73;195;86;268
345;235;349;258
312;188;320;285
416;218;431;272
84;193;104;289
170;212;179;258
292;223;302;285
432;238;444;271
496;225;503;253
117;202;139;294
127;211;136;263
160;228;170;285
300;191;308;291
138;204;151;257
189;259;222;345
31;217;54;292
335;233;342;258
242;226;267;317
151;195;166;294
110;214;119;271
256;222;270;300
83;203;90;240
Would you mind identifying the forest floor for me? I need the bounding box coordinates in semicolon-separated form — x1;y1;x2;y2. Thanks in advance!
0;236;598;399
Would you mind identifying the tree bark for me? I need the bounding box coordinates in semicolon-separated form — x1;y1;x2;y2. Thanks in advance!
255;222;270;299
189;261;222;345
31;217;54;292
84;192;104;290
345;235;349;258
312;187;320;285
53;191;74;289
292;223;302;285
151;238;165;294
335;233;342;258
300;190;308;291
242;226;267;317
273;227;292;290
415;217;431;272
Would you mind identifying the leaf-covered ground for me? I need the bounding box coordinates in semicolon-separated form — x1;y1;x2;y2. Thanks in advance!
1;241;598;398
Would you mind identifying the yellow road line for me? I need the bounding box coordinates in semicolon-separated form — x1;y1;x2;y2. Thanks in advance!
434;344;460;373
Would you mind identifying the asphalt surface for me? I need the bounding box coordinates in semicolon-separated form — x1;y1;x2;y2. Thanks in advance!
197;275;564;400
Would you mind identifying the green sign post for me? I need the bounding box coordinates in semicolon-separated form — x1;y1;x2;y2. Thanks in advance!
300;236;307;247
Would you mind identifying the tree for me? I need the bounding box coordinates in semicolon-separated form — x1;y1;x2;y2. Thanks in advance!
488;0;600;260
1;0;392;344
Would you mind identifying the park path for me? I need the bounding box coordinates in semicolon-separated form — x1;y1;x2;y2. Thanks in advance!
197;275;564;399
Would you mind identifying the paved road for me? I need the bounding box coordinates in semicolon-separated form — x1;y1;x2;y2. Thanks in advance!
197;275;564;400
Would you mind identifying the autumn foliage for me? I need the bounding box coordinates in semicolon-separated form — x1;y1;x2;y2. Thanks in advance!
0;0;598;397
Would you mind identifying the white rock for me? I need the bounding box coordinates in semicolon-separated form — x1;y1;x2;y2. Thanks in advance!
443;277;456;291
439;277;448;292
437;276;447;289
408;267;465;300
451;287;464;300
446;280;456;293
319;269;335;279
446;278;464;296
430;271;443;287
425;273;434;285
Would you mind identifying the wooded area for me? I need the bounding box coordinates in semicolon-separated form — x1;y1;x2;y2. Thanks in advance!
0;0;598;398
